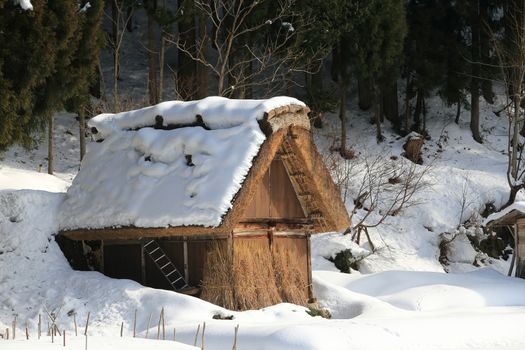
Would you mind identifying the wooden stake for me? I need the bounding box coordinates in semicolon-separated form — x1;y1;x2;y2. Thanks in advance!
12;315;17;339
73;313;77;336
173;328;176;342
161;308;165;340
120;322;123;337
51;325;54;343
38;314;41;339
25;321;28;340
47;321;50;336
232;324;239;350
63;330;66;347
85;334;88;350
84;312;90;336
201;322;206;350
6;328;9;340
145;313;152;339
156;308;162;340
193;324;200;347
133;309;137;338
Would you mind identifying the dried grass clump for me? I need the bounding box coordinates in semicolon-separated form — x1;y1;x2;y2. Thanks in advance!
200;241;236;309
271;242;308;306
232;238;281;310
200;237;309;310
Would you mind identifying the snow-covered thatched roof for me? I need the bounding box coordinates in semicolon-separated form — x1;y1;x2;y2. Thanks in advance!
59;97;311;231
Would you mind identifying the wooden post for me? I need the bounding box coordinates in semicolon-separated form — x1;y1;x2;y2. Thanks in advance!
73;313;77;336
173;328;176;341
145;313;152;339
38;314;41;339
193;324;200;347
140;242;146;284
201;322;206;350
161;308;165;340
156;309;162;340
85;334;88;350
232;325;239;350
63;330;66;347
51;325;54;343
306;233;314;302
133;309;137;338
84;312;90;336
12;315;17;339
6;328;9;340
183;239;189;282
25;321;28;340
120;322;123;337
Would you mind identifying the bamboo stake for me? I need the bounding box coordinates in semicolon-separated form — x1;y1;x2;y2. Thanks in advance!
12;315;17;339
6;328;9;340
156;308;162;340
161;308;165;340
84;312;90;336
73;313;77;336
120;322;123;337
51;325;54;343
38;314;41;339
25;321;28;340
133;309;137;338
85;334;88;350
193;324;200;347
173;328;176;341
232;325;239;350
63;330;66;347
201;322;206;350
145;313;152;339
47;321;50;336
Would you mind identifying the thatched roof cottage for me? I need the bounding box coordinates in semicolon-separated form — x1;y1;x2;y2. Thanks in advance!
59;96;350;310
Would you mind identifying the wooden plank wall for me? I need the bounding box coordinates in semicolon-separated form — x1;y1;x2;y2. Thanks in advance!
242;158;305;220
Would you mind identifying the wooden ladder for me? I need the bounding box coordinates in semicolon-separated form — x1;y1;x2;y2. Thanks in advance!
142;239;195;293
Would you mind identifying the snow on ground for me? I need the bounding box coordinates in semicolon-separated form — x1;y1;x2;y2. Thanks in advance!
3;337;197;350
2;90;525;348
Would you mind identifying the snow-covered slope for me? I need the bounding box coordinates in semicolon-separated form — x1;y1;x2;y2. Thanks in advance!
2;92;525;349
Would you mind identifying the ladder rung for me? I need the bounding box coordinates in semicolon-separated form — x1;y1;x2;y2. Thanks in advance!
171;276;183;284
149;247;160;254
143;240;155;248
160;262;171;269
165;270;176;277
154;255;166;263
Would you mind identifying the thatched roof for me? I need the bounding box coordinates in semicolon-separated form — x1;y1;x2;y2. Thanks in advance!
60;97;350;240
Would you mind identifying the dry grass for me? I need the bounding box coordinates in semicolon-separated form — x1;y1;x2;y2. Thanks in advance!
200;237;308;310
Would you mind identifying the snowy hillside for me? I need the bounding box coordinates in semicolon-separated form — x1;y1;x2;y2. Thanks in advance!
1;95;525;349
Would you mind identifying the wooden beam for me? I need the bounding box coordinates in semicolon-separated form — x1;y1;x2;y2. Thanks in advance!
61;226;229;241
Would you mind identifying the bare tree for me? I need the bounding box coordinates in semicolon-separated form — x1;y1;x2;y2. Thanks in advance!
491;1;525;206
105;0;134;111
167;0;325;98
338;154;431;250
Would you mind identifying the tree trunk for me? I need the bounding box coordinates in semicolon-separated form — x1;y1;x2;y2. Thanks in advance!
178;3;196;100
159;36;165;102
455;100;461;124
126;6;133;32
47;116;54;175
358;77;373;111
79;110;86;162
111;0;120;81
413;88;423;132
374;85;384;143
339;83;348;157
196;14;208;99
382;79;399;129
147;7;159;105
404;75;411;134
470;0;483;143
